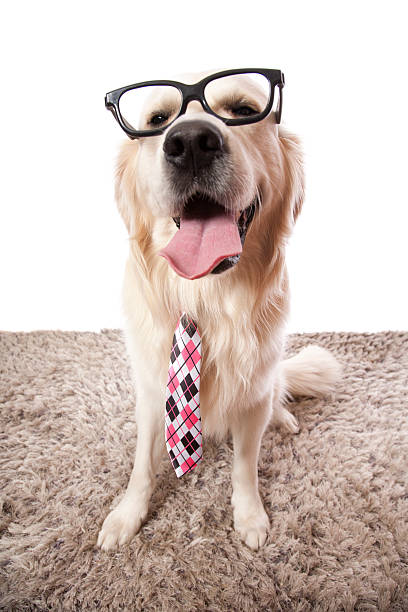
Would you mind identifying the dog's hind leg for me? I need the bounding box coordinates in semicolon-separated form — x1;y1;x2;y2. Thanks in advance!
271;368;300;434
230;397;272;550
97;384;165;551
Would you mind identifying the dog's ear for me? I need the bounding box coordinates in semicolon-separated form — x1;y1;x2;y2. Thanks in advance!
278;127;305;224
114;139;154;275
114;140;141;235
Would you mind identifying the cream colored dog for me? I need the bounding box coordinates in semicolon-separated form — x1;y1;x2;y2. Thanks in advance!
97;72;341;551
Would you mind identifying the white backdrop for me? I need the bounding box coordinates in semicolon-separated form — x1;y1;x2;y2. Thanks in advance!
1;0;407;333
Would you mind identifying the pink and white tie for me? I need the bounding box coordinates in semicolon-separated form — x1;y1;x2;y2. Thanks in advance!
165;314;202;477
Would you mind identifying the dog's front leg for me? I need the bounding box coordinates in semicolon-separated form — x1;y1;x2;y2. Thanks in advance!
230;396;272;550
97;384;165;551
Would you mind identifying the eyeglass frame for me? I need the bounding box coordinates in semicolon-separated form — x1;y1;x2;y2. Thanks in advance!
105;68;285;139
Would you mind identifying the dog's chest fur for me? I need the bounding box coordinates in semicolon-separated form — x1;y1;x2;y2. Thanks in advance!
123;257;288;439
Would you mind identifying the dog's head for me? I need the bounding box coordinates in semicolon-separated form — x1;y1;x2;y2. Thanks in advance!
111;70;304;286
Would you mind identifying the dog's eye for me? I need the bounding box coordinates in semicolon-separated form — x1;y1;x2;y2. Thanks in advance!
230;105;258;117
148;112;169;126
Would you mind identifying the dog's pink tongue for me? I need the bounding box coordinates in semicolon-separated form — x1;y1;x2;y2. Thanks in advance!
159;199;242;280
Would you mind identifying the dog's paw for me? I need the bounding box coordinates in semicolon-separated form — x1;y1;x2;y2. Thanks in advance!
97;496;147;551
233;501;270;550
273;405;299;434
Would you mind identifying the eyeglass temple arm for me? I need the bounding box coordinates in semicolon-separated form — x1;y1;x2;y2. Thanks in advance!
274;72;285;123
276;85;283;124
105;95;118;120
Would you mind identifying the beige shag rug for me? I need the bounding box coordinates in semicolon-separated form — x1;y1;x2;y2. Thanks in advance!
0;329;407;611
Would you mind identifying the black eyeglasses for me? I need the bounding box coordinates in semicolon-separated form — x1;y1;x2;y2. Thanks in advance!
105;68;285;139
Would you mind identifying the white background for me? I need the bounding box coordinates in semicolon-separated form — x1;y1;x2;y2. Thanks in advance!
1;0;407;333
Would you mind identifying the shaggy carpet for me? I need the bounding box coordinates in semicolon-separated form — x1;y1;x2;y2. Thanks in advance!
0;329;407;611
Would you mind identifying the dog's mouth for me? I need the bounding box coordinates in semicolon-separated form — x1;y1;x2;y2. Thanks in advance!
158;193;257;280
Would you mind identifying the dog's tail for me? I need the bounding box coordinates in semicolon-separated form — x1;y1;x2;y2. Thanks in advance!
281;345;342;398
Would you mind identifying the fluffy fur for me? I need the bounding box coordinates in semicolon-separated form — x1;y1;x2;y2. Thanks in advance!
97;73;341;551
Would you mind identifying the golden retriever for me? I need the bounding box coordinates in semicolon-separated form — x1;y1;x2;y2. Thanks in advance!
97;70;341;551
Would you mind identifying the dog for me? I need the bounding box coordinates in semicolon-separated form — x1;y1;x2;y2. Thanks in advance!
97;69;341;551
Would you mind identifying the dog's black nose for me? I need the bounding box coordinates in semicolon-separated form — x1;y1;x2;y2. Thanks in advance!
163;120;225;172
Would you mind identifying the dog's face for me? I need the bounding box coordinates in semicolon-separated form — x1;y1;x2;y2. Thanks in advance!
115;72;304;283
136;73;275;217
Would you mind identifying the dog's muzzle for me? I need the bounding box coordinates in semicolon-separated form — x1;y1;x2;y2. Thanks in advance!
159;120;257;280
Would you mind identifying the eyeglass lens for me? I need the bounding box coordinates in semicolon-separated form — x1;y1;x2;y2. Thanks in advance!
118;85;183;131
204;73;271;120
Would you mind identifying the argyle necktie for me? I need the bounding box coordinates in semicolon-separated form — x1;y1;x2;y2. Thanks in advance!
165;313;202;477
